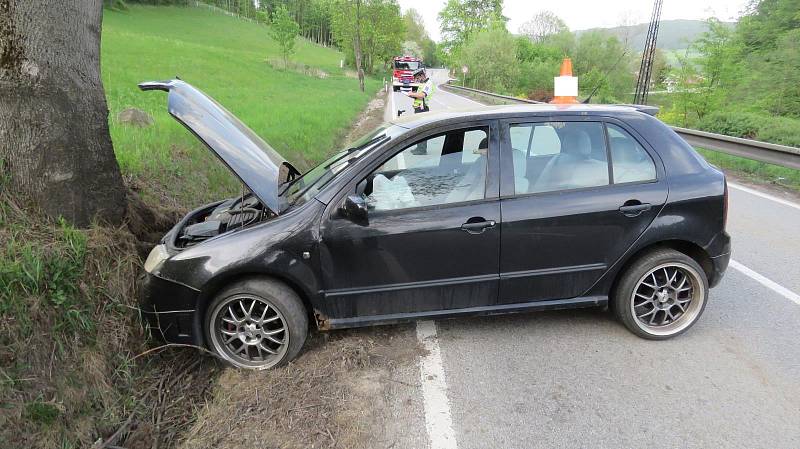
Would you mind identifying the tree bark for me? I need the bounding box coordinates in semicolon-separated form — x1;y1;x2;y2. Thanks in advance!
353;0;365;92
0;0;126;226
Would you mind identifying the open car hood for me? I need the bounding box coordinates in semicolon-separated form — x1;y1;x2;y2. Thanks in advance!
140;79;299;214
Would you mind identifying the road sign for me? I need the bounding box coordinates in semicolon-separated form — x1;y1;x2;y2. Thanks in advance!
461;65;469;74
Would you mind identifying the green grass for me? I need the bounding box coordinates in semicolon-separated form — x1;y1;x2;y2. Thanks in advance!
697;149;800;189
102;5;381;205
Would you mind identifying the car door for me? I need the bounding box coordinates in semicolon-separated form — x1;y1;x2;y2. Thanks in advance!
319;122;501;324
498;117;668;304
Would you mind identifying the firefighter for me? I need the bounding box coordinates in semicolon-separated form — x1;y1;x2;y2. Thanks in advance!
406;69;434;113
406;69;434;155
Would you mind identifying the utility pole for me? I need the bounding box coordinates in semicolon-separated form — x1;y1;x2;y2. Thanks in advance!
633;0;663;105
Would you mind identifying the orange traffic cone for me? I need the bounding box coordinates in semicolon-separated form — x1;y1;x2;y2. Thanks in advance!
550;58;579;104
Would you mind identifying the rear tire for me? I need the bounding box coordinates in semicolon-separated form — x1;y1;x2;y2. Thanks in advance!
205;278;307;369
613;249;708;340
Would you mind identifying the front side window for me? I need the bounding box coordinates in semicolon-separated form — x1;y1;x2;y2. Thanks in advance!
607;124;657;184
511;121;609;195
360;127;490;211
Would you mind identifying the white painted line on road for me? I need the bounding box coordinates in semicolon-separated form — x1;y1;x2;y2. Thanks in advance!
431;96;454;110
728;182;800;212
416;321;458;449
730;259;800;306
390;87;396;119
437;86;484;106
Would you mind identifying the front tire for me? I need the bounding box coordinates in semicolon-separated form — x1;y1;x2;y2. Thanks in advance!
205;278;308;369
613;249;708;340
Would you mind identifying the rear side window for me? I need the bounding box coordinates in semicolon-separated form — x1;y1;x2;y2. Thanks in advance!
607;124;656;184
510;121;609;195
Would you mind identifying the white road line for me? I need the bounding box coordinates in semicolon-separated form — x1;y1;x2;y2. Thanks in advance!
390;87;396;119
416;321;458;449
437;86;483;107
730;259;800;306
728;182;800;211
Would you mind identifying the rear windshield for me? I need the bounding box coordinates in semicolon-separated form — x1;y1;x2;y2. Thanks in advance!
394;61;420;70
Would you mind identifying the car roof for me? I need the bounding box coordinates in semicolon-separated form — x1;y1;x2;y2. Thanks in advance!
390;103;645;130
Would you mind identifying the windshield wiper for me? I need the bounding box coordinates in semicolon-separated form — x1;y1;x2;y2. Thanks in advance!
280;135;389;197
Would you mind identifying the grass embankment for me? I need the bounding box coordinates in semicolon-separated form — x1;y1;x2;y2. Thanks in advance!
1;5;382;448
103;5;381;205
653;100;800;190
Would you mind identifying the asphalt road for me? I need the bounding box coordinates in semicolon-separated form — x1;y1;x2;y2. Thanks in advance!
382;72;800;449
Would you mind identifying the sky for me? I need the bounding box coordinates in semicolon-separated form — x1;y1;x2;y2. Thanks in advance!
397;0;751;42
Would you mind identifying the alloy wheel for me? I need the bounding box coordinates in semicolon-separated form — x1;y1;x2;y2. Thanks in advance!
209;294;289;369
630;262;706;336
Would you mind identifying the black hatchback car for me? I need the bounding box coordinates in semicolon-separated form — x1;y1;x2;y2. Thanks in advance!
139;80;730;369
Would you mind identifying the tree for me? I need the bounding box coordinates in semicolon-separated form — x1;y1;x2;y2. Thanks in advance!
518;11;567;43
353;0;365;91
404;8;440;66
331;0;403;78
403;8;428;43
438;0;505;58
0;0;126;226
650;48;671;88
360;0;404;73
458;24;518;92
515;35;563;100
573;31;633;102
402;40;424;58
270;5;300;68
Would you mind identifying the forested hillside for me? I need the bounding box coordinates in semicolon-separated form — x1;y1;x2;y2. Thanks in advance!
576;19;736;51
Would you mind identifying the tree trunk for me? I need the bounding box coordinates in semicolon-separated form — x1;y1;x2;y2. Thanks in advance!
353;0;365;92
0;0;125;226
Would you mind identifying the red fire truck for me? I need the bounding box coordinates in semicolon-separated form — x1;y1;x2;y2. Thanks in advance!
392;56;424;92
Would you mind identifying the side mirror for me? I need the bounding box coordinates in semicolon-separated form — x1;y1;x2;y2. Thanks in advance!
340;195;368;225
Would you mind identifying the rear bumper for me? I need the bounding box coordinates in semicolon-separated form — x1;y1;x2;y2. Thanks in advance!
707;230;731;288
709;251;730;288
137;272;202;345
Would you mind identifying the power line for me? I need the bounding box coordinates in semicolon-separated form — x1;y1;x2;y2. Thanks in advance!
633;0;663;105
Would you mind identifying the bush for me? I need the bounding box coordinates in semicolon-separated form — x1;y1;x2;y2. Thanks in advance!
698;111;800;147
697;111;766;139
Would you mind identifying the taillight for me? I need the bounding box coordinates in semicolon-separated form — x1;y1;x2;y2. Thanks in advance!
723;177;729;229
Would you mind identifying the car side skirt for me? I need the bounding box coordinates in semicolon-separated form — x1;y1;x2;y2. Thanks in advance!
318;295;607;330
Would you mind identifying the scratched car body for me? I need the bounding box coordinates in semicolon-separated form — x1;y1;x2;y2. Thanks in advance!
138;79;731;369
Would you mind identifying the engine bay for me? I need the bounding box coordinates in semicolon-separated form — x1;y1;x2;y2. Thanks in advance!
174;194;274;248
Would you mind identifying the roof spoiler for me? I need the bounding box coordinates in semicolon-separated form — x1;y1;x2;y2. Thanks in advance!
617;104;660;116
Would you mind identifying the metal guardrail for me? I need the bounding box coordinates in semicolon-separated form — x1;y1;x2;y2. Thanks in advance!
444;84;544;104
443;83;800;170
671;127;800;170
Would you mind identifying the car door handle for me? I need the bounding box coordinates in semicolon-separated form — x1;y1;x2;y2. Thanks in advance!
619;202;652;217
461;219;496;234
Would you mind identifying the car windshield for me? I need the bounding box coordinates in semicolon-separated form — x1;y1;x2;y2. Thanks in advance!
281;123;401;206
394;61;420;70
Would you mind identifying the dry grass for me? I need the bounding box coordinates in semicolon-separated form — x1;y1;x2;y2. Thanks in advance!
180;327;424;449
0;190;219;449
342;92;389;147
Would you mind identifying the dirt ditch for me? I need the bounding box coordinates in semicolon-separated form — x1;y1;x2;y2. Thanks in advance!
180;326;424;449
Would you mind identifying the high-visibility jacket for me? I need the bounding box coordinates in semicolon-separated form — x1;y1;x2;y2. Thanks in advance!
413;80;434;110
